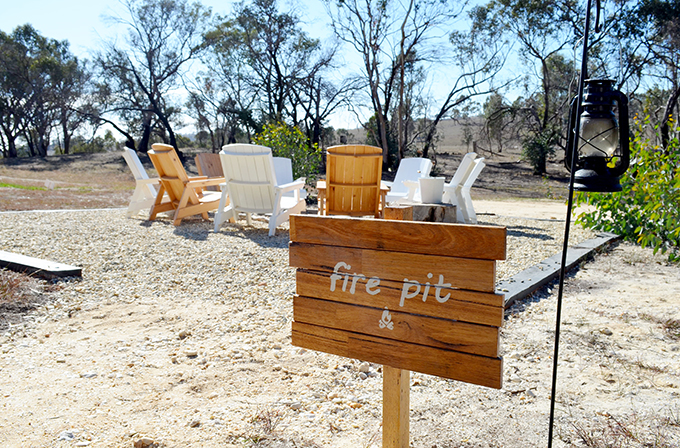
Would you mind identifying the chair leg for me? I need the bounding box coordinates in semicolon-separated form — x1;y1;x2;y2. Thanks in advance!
214;188;229;231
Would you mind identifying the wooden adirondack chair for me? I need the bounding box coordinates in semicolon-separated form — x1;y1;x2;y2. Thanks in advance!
195;153;223;191
317;144;387;218
214;144;307;236
383;157;433;204
147;143;224;226
121;148;164;217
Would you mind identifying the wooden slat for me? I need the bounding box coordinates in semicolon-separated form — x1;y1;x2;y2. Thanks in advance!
296;270;504;326
292;322;503;389
289;215;506;260
0;250;81;279
289;243;496;292
294;296;499;357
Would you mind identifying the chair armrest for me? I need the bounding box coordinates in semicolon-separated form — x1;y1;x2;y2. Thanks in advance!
382;180;394;188
137;177;160;185
186;177;226;188
443;184;462;193
276;179;305;193
402;180;419;201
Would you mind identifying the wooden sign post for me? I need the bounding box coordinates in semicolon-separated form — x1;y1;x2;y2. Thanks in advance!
289;214;506;446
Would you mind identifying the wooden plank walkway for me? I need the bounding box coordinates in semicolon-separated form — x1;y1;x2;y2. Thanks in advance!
0;250;82;279
498;232;620;309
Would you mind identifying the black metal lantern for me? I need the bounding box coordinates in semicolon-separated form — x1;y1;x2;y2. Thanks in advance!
565;79;630;192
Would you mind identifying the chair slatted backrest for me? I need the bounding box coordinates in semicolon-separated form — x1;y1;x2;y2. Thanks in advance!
148;144;191;205
219;144;278;214
325;144;383;217
449;152;477;187
195;153;223;191
122;148;157;198
391;157;432;196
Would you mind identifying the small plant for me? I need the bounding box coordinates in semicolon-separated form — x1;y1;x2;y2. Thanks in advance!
0;269;56;331
663;318;680;340
543;175;556;199
0;269;27;304
250;406;284;435
253;122;322;181
640;312;680;341
576;115;680;262
522;129;556;175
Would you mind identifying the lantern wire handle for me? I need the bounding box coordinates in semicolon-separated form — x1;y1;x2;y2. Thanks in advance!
547;0;596;445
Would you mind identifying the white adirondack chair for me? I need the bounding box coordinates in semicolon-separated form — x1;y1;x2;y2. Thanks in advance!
403;153;476;203
384;157;433;203
214;144;307;236
450;157;485;224
121;148;163;217
439;154;485;223
273;157;308;201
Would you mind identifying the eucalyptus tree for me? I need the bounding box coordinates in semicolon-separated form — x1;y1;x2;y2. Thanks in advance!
203;0;347;146
0;28;28;158
622;0;680;148
51;48;90;154
0;25;86;157
466;0;581;173
185;77;250;152
94;0;211;152
323;0;506;166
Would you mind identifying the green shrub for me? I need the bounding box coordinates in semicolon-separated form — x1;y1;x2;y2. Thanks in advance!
253;122;322;181
522;129;556;175
71;131;120;154
575;115;680;262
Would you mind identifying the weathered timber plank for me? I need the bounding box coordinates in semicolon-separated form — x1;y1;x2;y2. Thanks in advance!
289;215;506;260
0;250;82;279
292;322;503;389
499;232;621;308
289;242;496;292
296;270;504;326
294;296;500;357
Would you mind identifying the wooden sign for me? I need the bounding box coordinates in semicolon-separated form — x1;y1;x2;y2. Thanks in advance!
289;215;507;389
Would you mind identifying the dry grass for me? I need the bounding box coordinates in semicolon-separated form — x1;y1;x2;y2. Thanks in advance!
569;411;680;448
0;269;57;331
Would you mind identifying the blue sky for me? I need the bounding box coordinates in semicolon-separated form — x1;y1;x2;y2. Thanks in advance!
0;0;331;58
0;0;362;128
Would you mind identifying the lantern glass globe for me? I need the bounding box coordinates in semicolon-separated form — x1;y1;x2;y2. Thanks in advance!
579;116;619;158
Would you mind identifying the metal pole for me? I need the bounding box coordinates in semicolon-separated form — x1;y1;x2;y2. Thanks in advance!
547;0;593;446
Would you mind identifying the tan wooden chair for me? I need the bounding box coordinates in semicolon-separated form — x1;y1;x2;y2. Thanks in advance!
316;144;387;218
194;152;223;191
148;143;224;226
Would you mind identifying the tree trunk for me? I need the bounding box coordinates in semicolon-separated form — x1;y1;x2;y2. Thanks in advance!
138;114;153;153
7;137;17;158
660;85;680;151
61;119;71;155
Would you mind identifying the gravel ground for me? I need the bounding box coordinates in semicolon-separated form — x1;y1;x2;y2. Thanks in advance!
0;209;678;447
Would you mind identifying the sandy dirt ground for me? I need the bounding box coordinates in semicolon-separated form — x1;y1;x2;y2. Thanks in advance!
0;204;678;448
